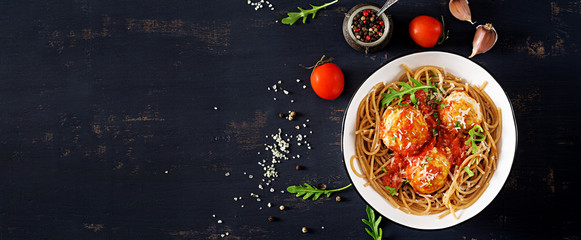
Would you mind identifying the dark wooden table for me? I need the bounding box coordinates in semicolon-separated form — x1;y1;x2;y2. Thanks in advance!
1;0;580;239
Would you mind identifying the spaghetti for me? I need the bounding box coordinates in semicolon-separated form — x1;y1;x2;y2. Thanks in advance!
350;65;502;218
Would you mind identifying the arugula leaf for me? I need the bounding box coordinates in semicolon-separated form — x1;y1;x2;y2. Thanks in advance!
381;78;436;107
286;183;352;200
362;205;383;240
463;166;475;177
464;125;486;153
281;0;338;25
384;186;396;196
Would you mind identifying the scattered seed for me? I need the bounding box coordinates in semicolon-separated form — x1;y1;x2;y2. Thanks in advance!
302;227;308;233
278;113;284;118
318;183;327;190
295;165;301;170
336;196;342;202
217;220;223;224
279;205;285;211
268;216;275;222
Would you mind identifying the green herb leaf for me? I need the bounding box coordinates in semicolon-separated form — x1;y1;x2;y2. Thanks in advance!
440;102;449;109
281;0;338;25
403;179;410;184
362;205;383;240
286;183;352;200
391;136;396;141
432;128;438;136
464;125;486;153
384;186;396;196
381;168;388;173
381;78;436;107
455;121;462;128
463;166;475;177
426;156;433;161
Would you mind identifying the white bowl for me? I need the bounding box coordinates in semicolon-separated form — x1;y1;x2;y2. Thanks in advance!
341;51;517;230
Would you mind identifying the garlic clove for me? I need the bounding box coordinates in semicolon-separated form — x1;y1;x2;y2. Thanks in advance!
469;23;498;58
449;0;474;24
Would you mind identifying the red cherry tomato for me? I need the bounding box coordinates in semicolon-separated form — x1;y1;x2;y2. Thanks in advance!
310;62;344;100
409;15;443;48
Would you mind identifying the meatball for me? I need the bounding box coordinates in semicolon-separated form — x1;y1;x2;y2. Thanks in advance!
379;106;431;155
439;91;483;131
406;147;451;194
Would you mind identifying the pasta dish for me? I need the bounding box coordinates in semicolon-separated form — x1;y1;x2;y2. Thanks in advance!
350;65;501;218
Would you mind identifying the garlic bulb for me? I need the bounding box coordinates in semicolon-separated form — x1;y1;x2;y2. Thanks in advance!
449;0;474;24
470;23;497;58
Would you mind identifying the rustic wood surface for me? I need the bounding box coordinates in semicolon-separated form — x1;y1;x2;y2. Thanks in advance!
1;0;580;239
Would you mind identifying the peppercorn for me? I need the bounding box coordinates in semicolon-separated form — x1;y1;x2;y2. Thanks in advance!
351;9;385;43
317;183;327;190
268;216;275;222
302;227;308;233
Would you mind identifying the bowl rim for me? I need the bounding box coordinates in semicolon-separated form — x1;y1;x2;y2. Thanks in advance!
340;50;518;230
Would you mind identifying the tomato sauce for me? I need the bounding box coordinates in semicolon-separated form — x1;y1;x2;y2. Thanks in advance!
381;90;470;190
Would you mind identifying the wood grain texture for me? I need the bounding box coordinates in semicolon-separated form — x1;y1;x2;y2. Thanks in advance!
0;0;580;239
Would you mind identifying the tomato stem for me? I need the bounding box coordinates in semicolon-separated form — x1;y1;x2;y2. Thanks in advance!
437;16;450;45
300;55;334;70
